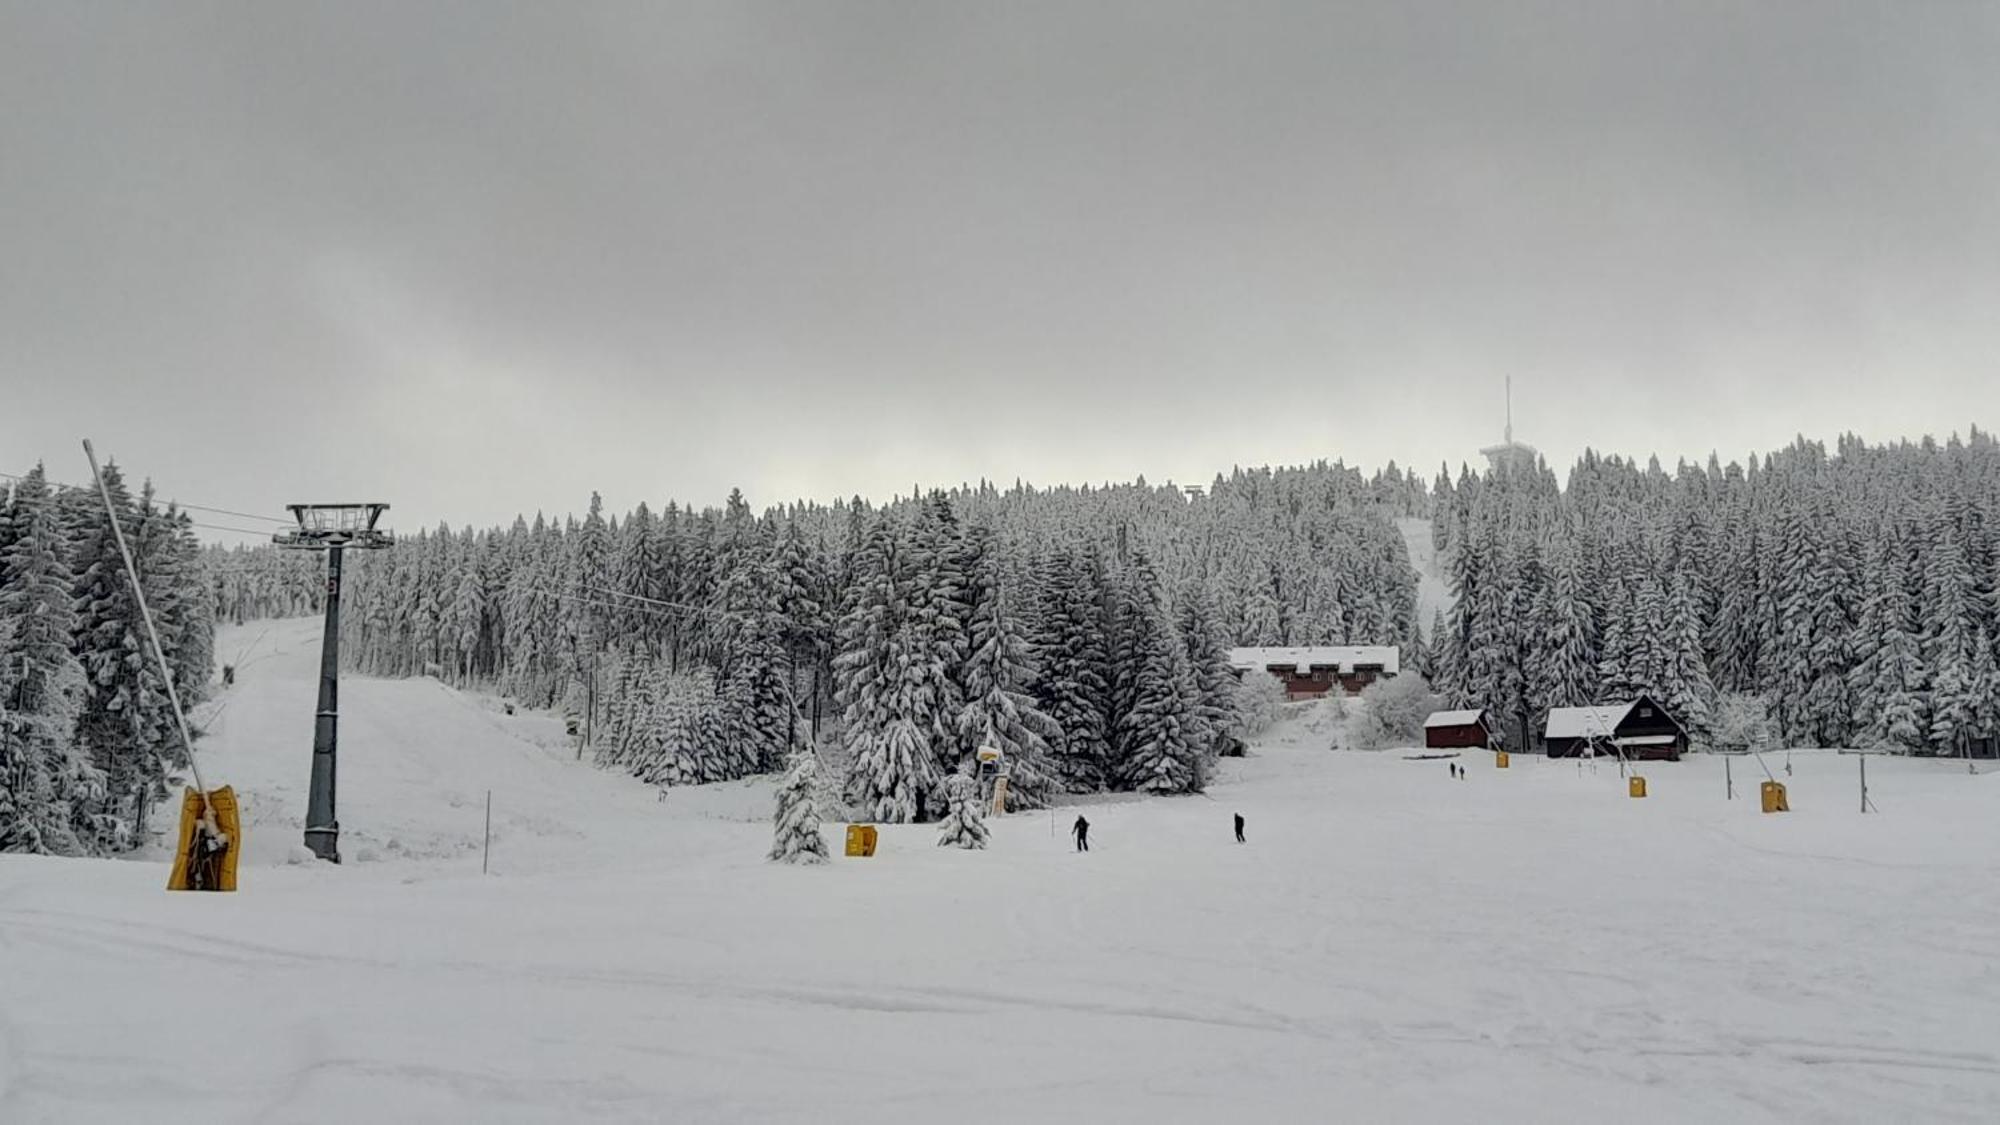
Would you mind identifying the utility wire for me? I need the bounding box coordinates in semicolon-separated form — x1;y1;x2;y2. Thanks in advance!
0;488;278;539
1;467;295;526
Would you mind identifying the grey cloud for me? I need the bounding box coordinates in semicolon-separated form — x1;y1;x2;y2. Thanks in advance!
3;2;1997;537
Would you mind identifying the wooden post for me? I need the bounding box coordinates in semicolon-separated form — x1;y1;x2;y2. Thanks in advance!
482;789;492;874
1726;756;1733;801
1860;755;1868;814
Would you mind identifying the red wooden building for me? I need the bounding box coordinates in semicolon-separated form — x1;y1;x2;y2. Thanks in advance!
1423;709;1494;750
1227;646;1400;699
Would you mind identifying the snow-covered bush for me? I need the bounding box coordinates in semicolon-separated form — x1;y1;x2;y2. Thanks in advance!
934;772;988;850
1711;692;1775;753
1342;674;1440;751
1228;672;1287;740
768;750;830;865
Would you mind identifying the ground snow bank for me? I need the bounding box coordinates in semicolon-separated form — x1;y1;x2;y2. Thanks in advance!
4;625;2000;1123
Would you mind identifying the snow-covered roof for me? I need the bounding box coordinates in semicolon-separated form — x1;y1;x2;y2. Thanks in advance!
1227;646;1400;675
1424;709;1487;729
1543;703;1634;740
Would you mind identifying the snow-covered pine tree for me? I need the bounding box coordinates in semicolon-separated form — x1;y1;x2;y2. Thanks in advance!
836;516;939;821
0;466;97;855
1967;628;2000;751
1659;568;1717;741
447;530;488;684
908;492;972;781
1402;615;1431;682
1175;577;1235;759
647;669;723;785
1113;556;1205;795
1539;534;1598;709
1800;520;1856;746
1844;533;1892;729
774;520;832;737
1923;516;1982;755
956;534;1060;808
1626;571;1670;703
69;463;173;849
1596;568;1636;702
155;504;213;707
1030;548;1112;792
712;525;794;777
615;502;667;658
768;747;830;864
933;770;989;850
612;653;659;770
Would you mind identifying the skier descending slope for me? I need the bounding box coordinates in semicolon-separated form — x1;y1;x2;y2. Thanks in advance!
1072;815;1090;852
1234;813;1245;844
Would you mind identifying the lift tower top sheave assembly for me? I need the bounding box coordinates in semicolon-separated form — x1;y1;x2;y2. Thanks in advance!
276;503;393;863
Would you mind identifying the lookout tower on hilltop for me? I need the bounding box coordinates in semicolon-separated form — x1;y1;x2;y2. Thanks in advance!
1479;376;1539;475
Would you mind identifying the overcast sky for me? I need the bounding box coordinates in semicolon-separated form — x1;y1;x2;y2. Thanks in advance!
4;2;1997;541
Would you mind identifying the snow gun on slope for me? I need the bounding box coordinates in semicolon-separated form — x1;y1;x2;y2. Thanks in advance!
82;440;240;891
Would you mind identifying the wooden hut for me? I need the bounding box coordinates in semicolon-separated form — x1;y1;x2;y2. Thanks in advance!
1423;709;1494;750
1543;695;1688;761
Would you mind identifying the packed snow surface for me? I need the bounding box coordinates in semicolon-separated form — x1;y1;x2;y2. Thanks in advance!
1397;515;1453;632
5;619;2000;1122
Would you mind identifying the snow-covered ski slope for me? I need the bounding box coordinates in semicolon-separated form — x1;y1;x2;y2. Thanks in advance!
1397;516;1453;631
5;621;2000;1123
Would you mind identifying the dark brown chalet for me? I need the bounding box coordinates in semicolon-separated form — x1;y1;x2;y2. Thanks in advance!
1542;695;1688;761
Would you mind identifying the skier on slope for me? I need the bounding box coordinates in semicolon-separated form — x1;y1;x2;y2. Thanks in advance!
1233;813;1245;843
1072;815;1090;852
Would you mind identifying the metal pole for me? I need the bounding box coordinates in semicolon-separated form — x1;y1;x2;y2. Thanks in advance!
81;440;205;793
80;442;216;826
1860;755;1867;814
1725;756;1733;801
483;789;492;874
304;544;345;862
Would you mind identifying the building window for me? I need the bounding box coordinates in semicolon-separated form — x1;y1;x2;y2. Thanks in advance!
1639;707;1653;718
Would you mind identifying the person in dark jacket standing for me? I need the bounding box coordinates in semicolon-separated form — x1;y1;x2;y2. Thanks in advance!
1072;815;1090;852
1233;813;1245;843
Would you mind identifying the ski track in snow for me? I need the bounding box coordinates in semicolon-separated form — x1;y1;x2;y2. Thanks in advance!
1397;516;1453;632
3;618;2000;1122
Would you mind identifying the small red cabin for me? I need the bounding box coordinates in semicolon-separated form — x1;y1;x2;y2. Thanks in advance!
1423;709;1494;750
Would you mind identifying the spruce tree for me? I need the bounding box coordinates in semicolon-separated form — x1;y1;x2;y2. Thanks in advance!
69;462;171;848
0;467;95;855
933;771;989;850
908;493;972;779
1540;536;1598;709
1659;569;1716;740
769;748;831;864
956;542;1060;808
836;517;938;821
1114;557;1205;795
1030;549;1111;792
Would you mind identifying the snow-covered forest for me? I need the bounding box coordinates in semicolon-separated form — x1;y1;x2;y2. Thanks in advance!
222;466;1425;821
0;464;216;855
1432;429;2000;756
15;425;1999;850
